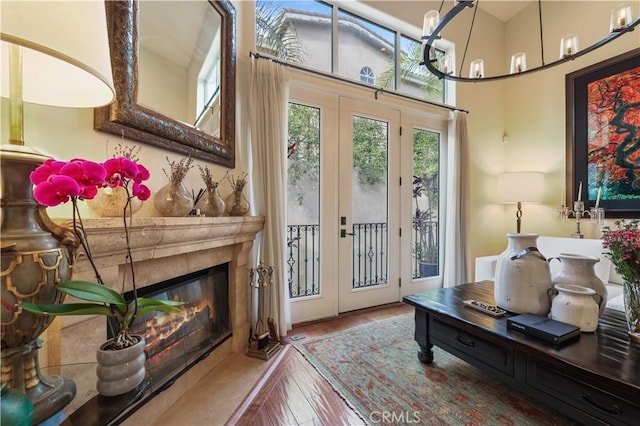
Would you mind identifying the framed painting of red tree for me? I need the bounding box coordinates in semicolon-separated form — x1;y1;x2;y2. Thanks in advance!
566;48;640;218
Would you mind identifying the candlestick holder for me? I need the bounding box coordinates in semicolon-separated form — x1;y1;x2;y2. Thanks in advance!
559;201;596;239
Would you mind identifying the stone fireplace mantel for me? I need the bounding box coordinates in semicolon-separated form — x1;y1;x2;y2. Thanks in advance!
69;215;265;286
46;215;264;423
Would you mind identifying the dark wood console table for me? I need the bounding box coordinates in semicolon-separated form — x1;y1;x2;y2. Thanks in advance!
403;281;640;426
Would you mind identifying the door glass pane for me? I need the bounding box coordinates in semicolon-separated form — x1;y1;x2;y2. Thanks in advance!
287;103;321;298
337;10;395;88
255;0;332;72
351;115;389;288
412;128;440;279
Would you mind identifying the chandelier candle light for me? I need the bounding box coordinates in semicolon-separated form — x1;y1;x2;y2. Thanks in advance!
421;1;640;82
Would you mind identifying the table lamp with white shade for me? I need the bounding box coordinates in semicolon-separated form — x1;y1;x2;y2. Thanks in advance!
1;1;114;422
497;171;545;233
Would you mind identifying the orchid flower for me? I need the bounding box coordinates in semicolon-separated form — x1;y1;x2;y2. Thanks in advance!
25;154;184;350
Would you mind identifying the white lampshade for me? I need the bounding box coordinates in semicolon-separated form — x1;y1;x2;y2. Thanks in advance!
497;171;545;203
1;0;115;107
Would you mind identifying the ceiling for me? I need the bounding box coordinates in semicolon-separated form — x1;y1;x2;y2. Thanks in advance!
476;1;534;22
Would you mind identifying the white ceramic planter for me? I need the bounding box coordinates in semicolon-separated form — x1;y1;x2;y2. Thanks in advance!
494;233;552;315
96;336;146;397
550;284;601;332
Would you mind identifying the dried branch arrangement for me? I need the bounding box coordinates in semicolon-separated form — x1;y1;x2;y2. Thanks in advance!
198;165;220;191
226;171;248;194
162;156;194;185
110;142;142;161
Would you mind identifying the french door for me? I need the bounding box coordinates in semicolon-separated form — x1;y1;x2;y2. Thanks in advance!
337;97;401;312
288;85;446;324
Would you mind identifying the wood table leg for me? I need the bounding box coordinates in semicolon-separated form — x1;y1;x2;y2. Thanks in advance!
413;308;434;364
417;343;434;363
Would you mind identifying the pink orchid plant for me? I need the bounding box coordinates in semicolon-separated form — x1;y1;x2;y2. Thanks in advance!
22;156;184;350
30;157;151;207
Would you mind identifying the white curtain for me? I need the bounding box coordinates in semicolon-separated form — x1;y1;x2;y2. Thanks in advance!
443;110;470;287
248;57;291;337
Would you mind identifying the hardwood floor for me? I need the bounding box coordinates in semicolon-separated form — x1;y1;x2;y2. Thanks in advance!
227;303;413;426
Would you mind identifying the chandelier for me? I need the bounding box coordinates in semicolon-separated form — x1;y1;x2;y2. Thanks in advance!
422;0;640;82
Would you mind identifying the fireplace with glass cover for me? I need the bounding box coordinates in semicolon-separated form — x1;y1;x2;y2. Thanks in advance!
71;263;231;424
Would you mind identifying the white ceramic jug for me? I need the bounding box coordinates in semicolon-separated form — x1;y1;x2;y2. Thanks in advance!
494;233;552;315
549;284;601;332
550;253;608;317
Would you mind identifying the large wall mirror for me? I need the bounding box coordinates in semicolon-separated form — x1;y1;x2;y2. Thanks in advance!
95;0;236;167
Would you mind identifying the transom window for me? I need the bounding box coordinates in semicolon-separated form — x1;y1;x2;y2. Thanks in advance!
255;0;446;103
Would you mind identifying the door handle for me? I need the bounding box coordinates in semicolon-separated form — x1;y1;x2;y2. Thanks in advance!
340;229;354;238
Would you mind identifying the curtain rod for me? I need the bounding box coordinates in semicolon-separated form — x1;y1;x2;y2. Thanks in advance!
249;51;469;114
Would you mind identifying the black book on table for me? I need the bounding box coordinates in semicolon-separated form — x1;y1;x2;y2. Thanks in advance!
507;313;581;345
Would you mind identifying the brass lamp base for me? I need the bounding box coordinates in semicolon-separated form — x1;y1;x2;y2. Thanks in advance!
1;146;78;423
1;341;76;423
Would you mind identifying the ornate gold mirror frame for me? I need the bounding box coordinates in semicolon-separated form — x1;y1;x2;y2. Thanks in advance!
94;0;236;167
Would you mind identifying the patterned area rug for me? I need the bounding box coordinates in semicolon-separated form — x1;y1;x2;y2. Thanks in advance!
295;314;575;425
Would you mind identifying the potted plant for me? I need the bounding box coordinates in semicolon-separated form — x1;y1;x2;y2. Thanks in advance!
412;173;439;277
21;153;185;396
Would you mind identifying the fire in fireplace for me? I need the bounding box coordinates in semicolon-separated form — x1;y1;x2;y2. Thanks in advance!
109;263;231;392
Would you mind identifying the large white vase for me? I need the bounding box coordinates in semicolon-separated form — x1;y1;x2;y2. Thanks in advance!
494;233;552;315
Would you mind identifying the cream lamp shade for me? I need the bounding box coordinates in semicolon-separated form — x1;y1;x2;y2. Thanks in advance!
497;171;545;203
497;171;545;233
0;0;115;108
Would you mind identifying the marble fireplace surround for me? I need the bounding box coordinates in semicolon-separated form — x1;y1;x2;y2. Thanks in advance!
50;215;264;423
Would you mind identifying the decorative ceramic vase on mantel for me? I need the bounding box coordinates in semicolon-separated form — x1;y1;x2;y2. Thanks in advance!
225;190;250;216
154;180;194;217
87;186;143;217
96;335;147;397
224;172;250;216
197;187;226;217
494;233;552;315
